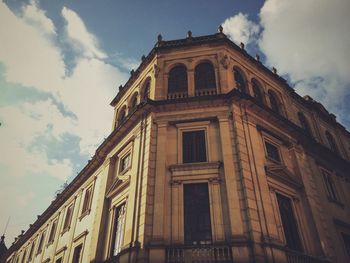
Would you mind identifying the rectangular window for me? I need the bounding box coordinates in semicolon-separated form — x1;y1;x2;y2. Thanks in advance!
119;153;131;173
48;219;58;244
36;230;46;254
28;240;35;261
81;185;93;216
276;193;303;252
184;183;212;245
111;203;126;256
265;141;281;162
20;249;27;263
72;244;83;263
342;233;350;260
321;170;340;202
55;258;62;263
63;204;74;232
182;130;207;163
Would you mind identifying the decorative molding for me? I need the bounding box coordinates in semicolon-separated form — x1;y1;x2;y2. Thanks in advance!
55;245;67;255
73;230;88;243
265;164;303;189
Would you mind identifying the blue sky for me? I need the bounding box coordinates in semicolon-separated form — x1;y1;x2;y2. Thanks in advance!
0;0;349;245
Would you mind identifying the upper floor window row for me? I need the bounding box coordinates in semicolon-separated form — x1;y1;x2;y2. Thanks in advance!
168;62;217;96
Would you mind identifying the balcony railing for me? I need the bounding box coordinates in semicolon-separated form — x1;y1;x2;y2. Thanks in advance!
167;91;188;100
285;249;330;263
195;88;217;96
166;245;233;263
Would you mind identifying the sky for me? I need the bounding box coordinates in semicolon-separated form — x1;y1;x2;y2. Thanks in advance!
1;0;350;246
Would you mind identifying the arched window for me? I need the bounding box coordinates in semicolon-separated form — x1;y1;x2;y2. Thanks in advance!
194;62;216;91
142;81;150;101
252;79;264;104
298;112;311;135
117;107;126;125
268;90;280;114
130;93;138;111
233;68;246;92
168;65;188;94
325;131;338;154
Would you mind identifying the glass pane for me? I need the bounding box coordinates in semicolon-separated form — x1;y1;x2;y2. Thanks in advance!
276;193;303;251
265;142;281;162
184;183;212;245
195;63;216;90
182;130;207;163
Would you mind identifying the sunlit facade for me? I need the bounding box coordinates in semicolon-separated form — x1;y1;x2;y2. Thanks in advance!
4;28;350;263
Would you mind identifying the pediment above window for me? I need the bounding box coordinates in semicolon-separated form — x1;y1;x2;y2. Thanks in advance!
106;176;130;199
265;163;303;189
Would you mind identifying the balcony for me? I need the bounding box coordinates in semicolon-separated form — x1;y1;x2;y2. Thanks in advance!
285;248;330;263
167;91;188;100
166;244;232;263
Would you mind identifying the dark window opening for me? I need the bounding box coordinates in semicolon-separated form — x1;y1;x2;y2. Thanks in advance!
20;250;26;263
322;170;339;202
265;141;281;163
168;66;188;94
118;109;126;124
48;219;58;243
298;112;311;135
252;80;263;104
342;233;350;259
325;131;338;154
182;130;207;163
184;183;212;245
81;186;93;215
28;240;35;261
130;95;138;111
119;153;131;173
194;62;216;91
63;205;73;231
72;244;83;263
55;258;62;263
143;82;150;101
276;193;303;252
268;90;280;114
233;68;246;92
111;203;126;256
37;230;46;254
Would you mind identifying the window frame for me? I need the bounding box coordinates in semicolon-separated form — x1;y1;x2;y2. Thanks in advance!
320;168;342;205
36;229;47;255
109;202;127;257
176;121;211;164
71;243;83;263
62;203;74;234
264;139;282;164
194;62;216;91
47;217;59;245
80;182;95;219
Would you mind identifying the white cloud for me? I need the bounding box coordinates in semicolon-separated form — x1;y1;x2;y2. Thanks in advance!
0;1;65;93
62;7;106;59
22;0;56;35
222;12;260;45
0;100;74;181
222;1;350;126
258;0;350;123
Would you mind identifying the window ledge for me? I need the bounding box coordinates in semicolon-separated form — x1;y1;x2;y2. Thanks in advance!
79;209;91;221
169;161;221;180
61;227;70;236
169;161;221;172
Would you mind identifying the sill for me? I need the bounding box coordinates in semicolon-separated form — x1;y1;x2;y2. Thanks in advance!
61;227;70;236
79;209;91;221
46;240;54;247
327;197;344;208
119;166;131;176
169;161;221;172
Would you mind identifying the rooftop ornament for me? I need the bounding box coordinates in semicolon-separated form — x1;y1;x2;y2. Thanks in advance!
240;42;245;50
255;54;260;62
187;30;192;39
130;69;135;76
272;67;277;74
118;85;123;91
157;34;162;42
218;25;223;33
141;55;146;61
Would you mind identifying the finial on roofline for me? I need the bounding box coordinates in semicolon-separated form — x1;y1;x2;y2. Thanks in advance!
218;25;223;33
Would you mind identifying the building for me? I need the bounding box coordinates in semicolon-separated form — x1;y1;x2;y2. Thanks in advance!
3;27;350;263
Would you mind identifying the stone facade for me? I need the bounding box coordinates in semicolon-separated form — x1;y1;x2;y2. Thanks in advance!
3;30;350;263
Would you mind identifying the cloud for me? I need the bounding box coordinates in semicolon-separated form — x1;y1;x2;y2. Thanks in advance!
222;12;260;46
222;1;350;127
258;0;350;123
62;7;106;59
0;1;65;93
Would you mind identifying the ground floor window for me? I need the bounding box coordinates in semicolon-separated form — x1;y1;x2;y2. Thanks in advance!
184;183;212;245
111;203;126;256
276;193;303;251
